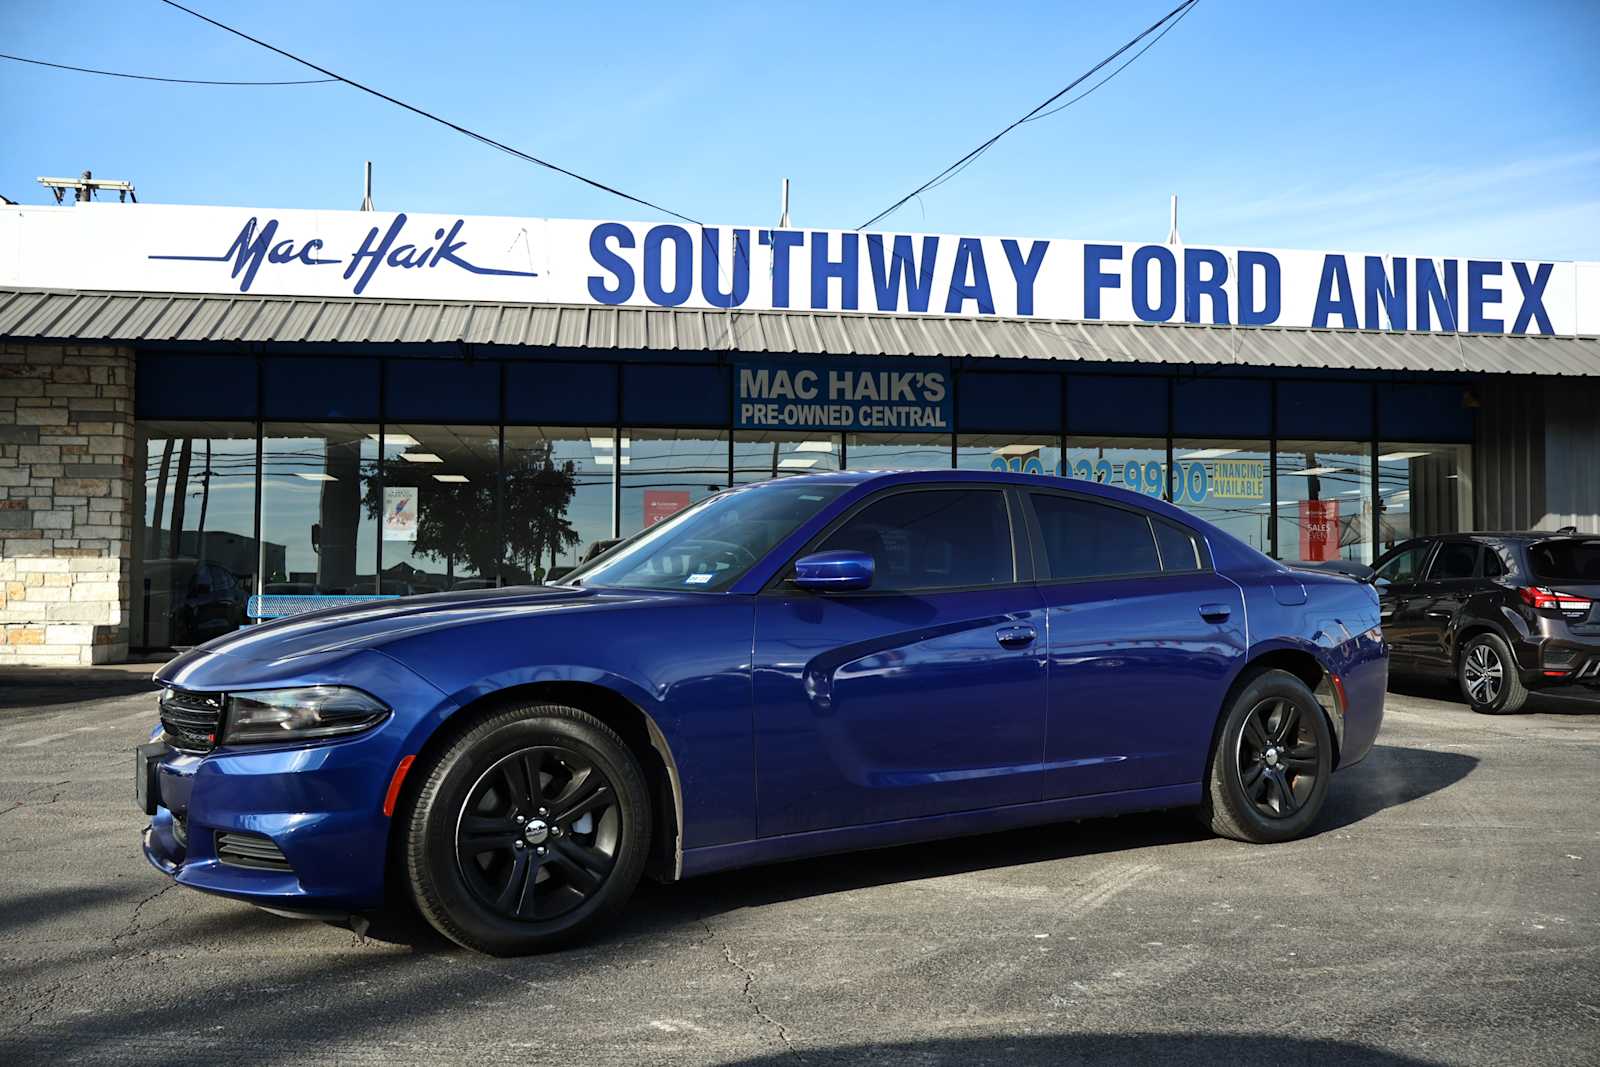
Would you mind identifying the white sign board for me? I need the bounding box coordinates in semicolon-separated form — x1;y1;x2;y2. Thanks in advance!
382;486;418;542
2;202;1595;335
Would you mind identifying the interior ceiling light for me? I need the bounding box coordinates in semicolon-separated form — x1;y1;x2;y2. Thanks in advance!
778;457;820;468
794;440;836;453
992;444;1042;457
593;455;631;466
294;472;337;482
400;452;443;463
372;432;419;447
1378;450;1430;462
589;437;631;450
433;474;470;483
1179;448;1238;460
1284;466;1342;476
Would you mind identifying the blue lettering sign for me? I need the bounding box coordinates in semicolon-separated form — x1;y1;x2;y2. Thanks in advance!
1467;260;1503;333
1132;245;1176;323
1415;259;1457;331
1184;247;1230;325
1002;239;1049;316
1312;254;1358;329
1511;261;1553;334
700;228;750;309
1364;256;1407;331
811;232;859;311
1084;243;1122;319
735;357;951;431
587;222;635;304
1238;250;1280;326
945;238;994;314
867;234;938;313
759;229;805;308
644;224;694;306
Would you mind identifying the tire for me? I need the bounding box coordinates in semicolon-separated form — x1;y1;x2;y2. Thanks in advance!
1201;670;1333;844
399;701;651;955
1459;633;1528;714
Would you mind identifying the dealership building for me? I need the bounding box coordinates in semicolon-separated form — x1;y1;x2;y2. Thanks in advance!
1;201;1598;664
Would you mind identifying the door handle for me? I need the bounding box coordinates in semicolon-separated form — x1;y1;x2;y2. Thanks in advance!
1199;603;1232;623
995;624;1037;650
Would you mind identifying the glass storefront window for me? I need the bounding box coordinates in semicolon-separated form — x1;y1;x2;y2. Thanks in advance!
1170;439;1272;555
133;421;259;649
500;427;614;582
1276;442;1373;564
733;432;842;483
1378;443;1473;552
845;433;952;471
378;425;501;595
1063;436;1168;499
957;435;1063;478
620;429;730;537
261;423;380;595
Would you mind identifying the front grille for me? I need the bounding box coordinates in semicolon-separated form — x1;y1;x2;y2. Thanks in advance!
215;831;293;872
159;688;224;754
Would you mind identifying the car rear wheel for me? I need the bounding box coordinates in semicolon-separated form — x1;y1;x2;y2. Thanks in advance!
1201;670;1332;844
1459;633;1528;714
399;701;650;955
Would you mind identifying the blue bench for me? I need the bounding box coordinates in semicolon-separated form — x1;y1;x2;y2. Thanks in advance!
246;594;399;621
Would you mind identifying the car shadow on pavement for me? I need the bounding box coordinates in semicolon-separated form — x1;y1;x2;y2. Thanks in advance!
351;743;1477;954
1388;674;1600;715
719;1033;1438;1066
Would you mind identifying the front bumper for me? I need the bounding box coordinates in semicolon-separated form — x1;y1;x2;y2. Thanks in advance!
141;647;450;912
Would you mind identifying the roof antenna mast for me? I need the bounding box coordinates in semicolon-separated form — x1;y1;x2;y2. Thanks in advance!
360;161;374;212
1166;193;1181;245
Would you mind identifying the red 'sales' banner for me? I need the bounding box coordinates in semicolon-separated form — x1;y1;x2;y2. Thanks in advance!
1299;499;1340;561
643;490;691;527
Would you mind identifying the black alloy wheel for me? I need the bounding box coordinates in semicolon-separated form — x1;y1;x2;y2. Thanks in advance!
400;702;651;955
455;746;620;921
1234;697;1320;820
1201;669;1332;844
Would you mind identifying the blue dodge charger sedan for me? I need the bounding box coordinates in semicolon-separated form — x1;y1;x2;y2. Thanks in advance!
141;469;1386;955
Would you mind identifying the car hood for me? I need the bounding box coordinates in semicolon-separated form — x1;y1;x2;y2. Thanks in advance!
182;584;688;664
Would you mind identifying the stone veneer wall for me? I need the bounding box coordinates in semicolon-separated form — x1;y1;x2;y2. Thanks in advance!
0;342;135;665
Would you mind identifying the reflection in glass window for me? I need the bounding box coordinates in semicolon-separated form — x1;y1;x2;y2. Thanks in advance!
619;429;730;537
134;422;259;649
733;432;841;484
378;425;500;595
956;435;1062;478
261;424;379;596
1031;493;1159;579
1171;440;1272;555
845;433;952;471
1377;444;1472;553
500;427;614;582
1276;441;1373;564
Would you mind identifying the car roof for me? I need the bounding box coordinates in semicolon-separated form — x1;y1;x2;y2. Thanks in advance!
757;468;1204;524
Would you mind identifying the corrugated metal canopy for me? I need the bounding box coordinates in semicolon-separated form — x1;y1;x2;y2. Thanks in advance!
3;285;1598;376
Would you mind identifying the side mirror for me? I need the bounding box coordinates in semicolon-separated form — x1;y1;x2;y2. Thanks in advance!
792;550;874;592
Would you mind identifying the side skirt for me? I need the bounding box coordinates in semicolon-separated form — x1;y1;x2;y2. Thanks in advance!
680;782;1201;879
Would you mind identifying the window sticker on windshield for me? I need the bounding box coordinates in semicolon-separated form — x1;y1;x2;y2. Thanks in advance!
685;573;714;585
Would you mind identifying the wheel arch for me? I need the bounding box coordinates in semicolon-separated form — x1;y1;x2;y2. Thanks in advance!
1210;645;1343;771
390;680;685;886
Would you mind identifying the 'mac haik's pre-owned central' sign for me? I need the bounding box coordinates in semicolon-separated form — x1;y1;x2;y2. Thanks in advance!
4;203;1596;335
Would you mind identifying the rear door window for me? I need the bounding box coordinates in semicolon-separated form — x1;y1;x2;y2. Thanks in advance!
1528;539;1600;582
1152;519;1203;573
1030;494;1160;580
1427;541;1480;581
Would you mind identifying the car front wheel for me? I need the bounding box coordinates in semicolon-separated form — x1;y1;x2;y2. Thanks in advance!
399;701;651;955
1459;633;1528;714
1201;669;1333;844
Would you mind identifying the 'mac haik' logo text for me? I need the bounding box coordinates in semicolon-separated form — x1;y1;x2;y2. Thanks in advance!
151;213;536;294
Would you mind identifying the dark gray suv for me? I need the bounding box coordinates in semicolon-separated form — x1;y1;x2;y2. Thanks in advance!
1373;532;1600;713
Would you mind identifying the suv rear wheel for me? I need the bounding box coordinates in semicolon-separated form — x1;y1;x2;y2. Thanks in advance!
1459;633;1528;714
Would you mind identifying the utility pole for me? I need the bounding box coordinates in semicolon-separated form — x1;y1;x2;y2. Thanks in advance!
360;161;375;211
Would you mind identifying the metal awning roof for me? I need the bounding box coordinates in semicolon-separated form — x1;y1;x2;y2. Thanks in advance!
2;285;1597;376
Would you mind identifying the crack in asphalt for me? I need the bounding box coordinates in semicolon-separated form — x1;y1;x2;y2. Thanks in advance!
110;882;178;948
0;780;72;818
704;920;805;1062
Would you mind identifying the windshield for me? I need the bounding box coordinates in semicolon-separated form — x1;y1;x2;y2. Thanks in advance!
1529;538;1600;583
564;481;850;592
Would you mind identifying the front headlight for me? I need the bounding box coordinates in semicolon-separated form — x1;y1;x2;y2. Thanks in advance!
224;686;390;744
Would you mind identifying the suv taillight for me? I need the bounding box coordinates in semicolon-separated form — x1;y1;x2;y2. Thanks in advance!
1519;586;1593;618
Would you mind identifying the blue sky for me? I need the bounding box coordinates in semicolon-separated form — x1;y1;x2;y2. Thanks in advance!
2;0;1597;259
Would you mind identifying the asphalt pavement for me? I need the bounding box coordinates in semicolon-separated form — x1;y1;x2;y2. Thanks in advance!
1;666;1597;1065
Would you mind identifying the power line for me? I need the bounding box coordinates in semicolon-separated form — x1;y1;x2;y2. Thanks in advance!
857;0;1200;230
157;0;701;225
0;50;335;85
